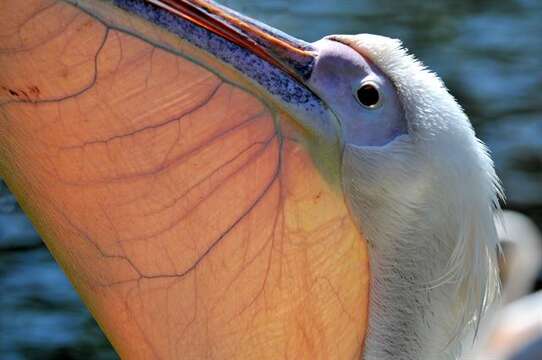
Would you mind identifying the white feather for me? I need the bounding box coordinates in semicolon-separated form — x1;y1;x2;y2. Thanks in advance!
331;34;502;359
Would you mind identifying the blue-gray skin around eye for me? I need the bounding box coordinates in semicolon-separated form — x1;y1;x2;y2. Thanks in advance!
308;39;407;147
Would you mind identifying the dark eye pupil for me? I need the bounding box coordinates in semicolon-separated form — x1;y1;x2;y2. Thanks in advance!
357;84;380;107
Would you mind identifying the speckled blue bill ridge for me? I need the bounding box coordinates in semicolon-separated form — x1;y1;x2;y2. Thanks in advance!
113;0;324;113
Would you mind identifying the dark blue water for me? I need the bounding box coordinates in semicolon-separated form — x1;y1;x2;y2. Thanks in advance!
1;0;541;358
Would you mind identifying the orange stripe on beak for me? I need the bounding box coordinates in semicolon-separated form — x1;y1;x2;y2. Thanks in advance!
146;0;316;80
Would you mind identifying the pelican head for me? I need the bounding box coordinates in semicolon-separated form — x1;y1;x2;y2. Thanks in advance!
308;35;502;359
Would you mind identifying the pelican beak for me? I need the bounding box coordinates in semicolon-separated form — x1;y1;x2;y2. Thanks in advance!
146;0;317;82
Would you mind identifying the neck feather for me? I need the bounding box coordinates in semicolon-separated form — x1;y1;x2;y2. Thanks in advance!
341;139;499;360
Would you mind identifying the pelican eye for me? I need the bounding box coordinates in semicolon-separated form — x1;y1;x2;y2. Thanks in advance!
355;82;382;109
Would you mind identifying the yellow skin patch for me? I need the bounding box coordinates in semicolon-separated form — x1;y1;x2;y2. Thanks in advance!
0;1;370;359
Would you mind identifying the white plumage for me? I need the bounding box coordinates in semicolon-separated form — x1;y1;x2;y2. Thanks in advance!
334;34;503;359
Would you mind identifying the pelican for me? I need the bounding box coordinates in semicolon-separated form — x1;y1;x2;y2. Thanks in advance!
0;0;501;359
